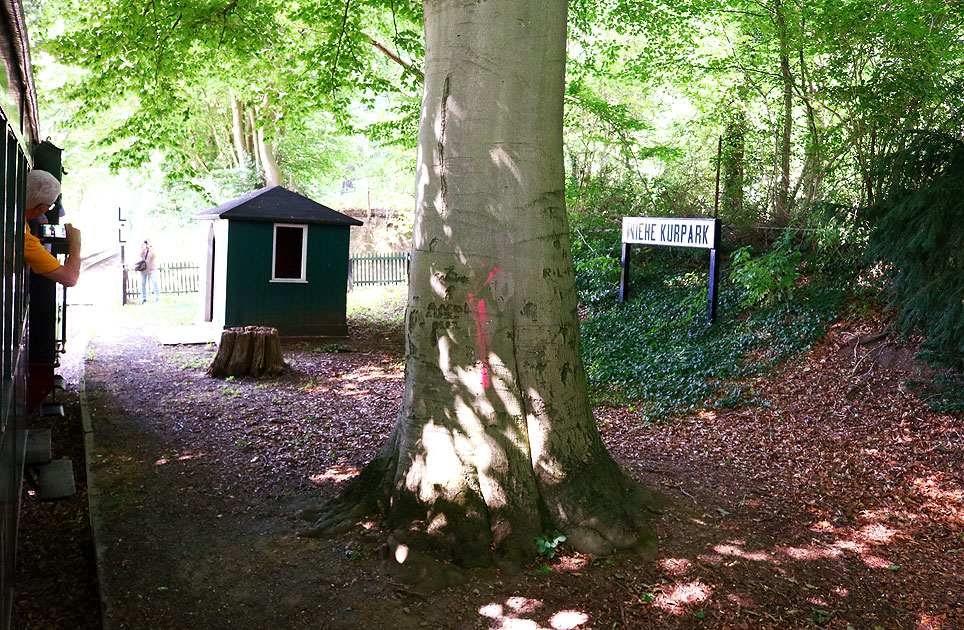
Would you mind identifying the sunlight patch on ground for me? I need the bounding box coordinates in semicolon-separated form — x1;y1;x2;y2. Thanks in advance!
652;581;712;614
856;523;898;545
340;365;404;383
660;557;693;575
552;555;588;572
308;464;359;484
549;610;589;629
478;598;590;630
916;612;951;629
153;452;206;466
505;597;542;614
862;555;896;569
714;543;771;562
779;545;843;561
913;475;964;521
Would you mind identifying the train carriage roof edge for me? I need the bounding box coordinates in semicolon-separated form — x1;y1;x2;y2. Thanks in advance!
0;0;41;155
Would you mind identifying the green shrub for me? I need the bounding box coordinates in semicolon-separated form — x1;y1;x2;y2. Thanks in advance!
860;122;964;369
728;229;802;308
580;266;844;419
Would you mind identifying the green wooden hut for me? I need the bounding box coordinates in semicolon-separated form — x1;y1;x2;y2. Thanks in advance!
195;186;362;337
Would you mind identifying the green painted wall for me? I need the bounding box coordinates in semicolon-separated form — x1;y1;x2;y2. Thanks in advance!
222;220;351;336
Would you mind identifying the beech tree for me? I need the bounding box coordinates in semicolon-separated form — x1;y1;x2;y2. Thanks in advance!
308;0;659;576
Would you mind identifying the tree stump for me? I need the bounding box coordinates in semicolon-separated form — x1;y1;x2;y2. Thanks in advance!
207;326;286;378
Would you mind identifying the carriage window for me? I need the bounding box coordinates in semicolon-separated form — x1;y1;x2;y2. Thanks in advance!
272;224;308;282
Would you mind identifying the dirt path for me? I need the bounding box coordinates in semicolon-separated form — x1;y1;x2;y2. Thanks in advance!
15;260;964;629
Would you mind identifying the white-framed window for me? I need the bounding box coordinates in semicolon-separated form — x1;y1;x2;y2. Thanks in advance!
272;223;308;282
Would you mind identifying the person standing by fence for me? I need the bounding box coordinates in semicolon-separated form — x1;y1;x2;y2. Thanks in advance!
137;239;160;303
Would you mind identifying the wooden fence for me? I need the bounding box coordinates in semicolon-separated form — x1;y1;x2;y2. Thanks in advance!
124;262;200;303
348;252;410;290
123;253;410;302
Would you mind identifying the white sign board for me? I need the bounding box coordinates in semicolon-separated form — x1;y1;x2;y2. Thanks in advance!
622;217;716;249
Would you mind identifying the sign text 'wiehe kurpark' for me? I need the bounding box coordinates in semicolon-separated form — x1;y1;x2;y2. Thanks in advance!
621;217;717;250
619;216;721;323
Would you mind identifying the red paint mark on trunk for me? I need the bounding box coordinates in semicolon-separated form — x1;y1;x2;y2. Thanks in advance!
468;266;499;390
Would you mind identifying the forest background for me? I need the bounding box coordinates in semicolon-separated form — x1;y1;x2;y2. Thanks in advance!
24;0;964;380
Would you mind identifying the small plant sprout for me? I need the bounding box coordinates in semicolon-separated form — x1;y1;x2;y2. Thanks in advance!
534;531;566;559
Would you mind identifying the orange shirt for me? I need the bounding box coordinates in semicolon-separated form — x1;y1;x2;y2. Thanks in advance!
24;227;61;275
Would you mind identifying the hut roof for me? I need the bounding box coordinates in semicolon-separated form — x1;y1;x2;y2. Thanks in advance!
195;186;363;226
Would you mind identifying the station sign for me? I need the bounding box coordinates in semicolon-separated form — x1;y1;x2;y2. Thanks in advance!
621;217;716;249
619;216;722;323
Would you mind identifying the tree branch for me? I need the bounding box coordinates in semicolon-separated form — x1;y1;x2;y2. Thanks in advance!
331;0;352;83
365;33;423;82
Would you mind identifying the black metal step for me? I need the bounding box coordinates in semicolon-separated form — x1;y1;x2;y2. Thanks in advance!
29;459;76;501
24;429;52;466
40;403;65;418
52;374;65;391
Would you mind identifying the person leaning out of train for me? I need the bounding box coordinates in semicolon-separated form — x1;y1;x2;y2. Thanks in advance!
24;169;82;287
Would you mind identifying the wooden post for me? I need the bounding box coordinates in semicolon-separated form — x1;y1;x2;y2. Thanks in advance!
207;326;286;378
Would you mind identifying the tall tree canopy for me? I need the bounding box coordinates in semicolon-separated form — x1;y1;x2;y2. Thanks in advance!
31;0;423;187
565;0;964;232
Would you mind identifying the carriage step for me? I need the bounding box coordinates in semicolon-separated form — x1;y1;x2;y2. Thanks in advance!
52;374;65;391
30;459;76;501
24;429;52;466
40;403;64;418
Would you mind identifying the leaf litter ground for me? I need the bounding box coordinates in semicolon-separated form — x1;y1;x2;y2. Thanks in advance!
13;301;963;630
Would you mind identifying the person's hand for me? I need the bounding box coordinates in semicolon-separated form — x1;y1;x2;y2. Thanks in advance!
64;223;81;254
64;223;81;245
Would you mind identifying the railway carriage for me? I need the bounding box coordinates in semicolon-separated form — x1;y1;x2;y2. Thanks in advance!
0;1;70;627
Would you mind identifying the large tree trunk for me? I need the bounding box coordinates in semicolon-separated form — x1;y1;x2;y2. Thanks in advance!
309;0;659;578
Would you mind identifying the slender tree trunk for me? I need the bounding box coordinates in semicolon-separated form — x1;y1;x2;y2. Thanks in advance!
230;89;248;167
247;109;262;173
258;129;282;187
257;94;283;187
774;0;793;227
209;117;233;168
309;0;659;579
722;108;746;220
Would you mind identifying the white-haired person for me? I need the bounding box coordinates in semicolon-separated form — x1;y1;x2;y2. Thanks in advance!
24;170;82;287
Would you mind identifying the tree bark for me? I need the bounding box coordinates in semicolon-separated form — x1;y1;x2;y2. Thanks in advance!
230;89;249;167
774;0;794;228
257;128;282;187
257;94;283;187
208;326;286;378
247;109;261;173
309;0;659;578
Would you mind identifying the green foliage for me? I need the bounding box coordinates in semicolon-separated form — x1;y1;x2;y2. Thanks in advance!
579;262;844;419
860;119;964;369
809;607;833;625
30;0;423;190
534;532;567;559
928;372;964;414
728;230;802;308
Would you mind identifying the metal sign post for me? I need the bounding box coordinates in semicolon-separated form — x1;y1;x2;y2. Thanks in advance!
619;216;722;323
118;207;128;305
